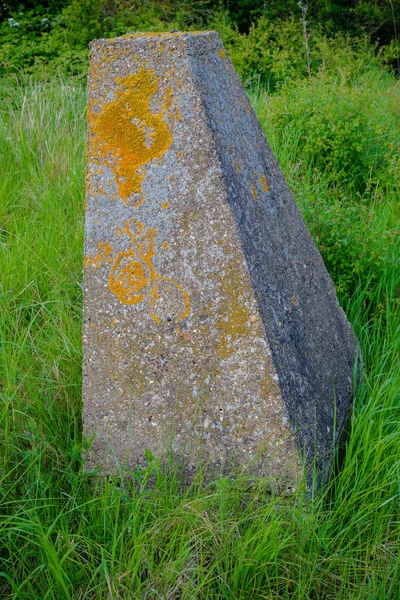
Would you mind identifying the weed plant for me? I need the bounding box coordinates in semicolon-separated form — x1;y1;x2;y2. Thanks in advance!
0;62;399;598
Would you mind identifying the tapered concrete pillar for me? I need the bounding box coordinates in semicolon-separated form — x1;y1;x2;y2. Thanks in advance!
83;31;359;489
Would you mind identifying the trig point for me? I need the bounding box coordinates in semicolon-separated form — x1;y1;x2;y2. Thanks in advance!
83;31;358;488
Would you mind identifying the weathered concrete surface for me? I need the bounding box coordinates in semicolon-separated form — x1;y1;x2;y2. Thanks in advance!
83;31;359;488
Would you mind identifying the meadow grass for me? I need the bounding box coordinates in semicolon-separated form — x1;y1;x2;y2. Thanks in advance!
0;72;399;599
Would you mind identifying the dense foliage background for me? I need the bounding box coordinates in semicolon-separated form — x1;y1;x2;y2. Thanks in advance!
0;0;400;78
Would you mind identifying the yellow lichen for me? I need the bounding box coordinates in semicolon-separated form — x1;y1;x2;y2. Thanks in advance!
259;370;279;399
233;161;242;175
250;183;258;201
169;104;182;121
84;220;190;323
109;220;156;305
89;66;173;207
110;250;149;304
84;241;113;269
148;280;190;324
217;260;250;359
259;174;269;192
219;49;227;60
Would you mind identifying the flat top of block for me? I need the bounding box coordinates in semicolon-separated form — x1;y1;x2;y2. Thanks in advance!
89;30;216;47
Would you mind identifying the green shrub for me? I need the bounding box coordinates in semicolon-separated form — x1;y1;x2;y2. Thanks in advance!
217;15;385;88
0;9;88;78
0;4;392;83
62;0;103;47
298;193;398;304
253;66;400;303
259;67;399;191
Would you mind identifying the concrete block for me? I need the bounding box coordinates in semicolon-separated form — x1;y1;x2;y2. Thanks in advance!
83;31;359;488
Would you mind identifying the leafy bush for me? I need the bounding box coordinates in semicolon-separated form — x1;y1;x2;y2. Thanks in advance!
0;9;88;78
0;1;183;77
1;2;397;83
62;0;103;47
218;15;387;87
254;66;400;302
258;65;400;190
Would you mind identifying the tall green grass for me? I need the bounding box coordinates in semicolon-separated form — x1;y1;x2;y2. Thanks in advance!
0;69;399;598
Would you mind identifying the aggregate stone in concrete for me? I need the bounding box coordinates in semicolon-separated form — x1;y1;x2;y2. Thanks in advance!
83;31;359;488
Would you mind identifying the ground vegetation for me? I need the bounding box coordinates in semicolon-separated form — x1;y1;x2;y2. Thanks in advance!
0;2;399;598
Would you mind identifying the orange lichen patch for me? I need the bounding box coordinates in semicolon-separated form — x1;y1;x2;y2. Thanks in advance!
174;284;191;320
177;151;182;159
217;261;250;359
84;241;113;269
259;174;269;192
149;312;161;324
219;49;227;60
161;241;169;250
148;280;191;324
160;200;170;209
168;104;182;121
110;318;119;327
260;370;274;395
84;220;190;323
250;183;258;200
109;251;150;304
290;295;297;305
89;66;173;206
233;161;242;175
